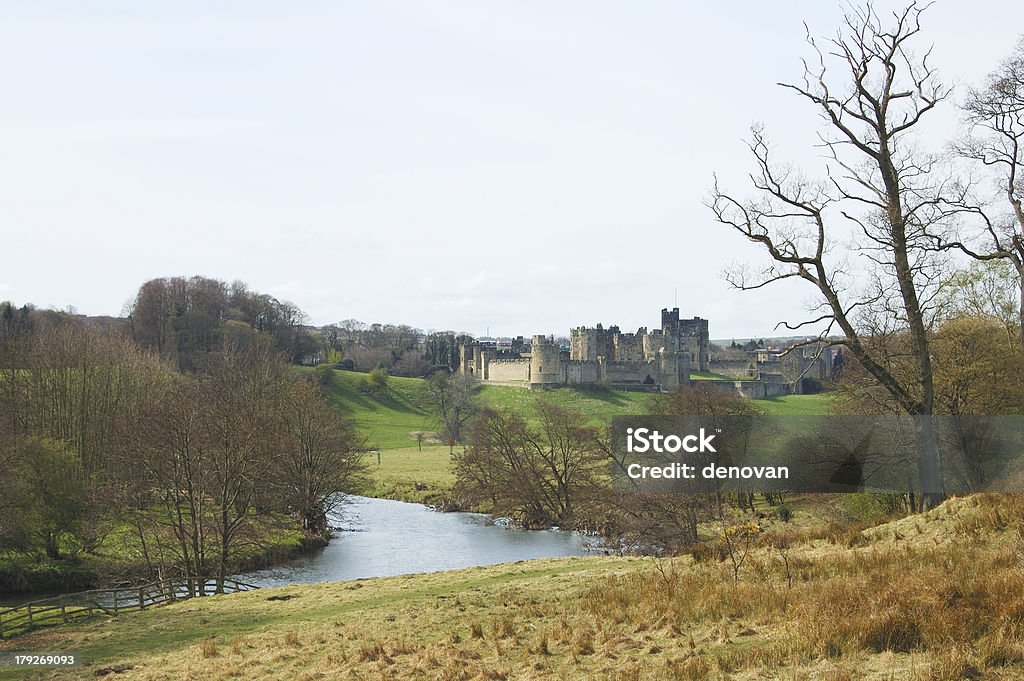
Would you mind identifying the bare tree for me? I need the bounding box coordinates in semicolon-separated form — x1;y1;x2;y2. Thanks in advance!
137;382;210;588
273;378;368;537
948;38;1024;366
197;339;295;591
454;402;604;528
708;2;961;509
426;372;479;443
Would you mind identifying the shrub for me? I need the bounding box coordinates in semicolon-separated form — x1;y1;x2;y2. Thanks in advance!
313;365;335;389
360;367;389;394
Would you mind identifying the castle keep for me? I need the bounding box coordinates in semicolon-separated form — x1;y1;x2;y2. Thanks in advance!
458;308;708;390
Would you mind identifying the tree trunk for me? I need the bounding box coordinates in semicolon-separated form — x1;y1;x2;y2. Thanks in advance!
912;416;944;509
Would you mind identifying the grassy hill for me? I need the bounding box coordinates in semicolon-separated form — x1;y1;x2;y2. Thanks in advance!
317;369;659;450
8;494;1021;680
312;369;835;503
320;369;835;444
317;370;437;451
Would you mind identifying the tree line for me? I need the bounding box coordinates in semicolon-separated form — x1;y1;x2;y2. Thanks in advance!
323;319;473;378
128;276;320;371
119;274;478;379
0;302;365;591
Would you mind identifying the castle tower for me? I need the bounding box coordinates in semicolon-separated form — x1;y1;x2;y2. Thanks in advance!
479;349;492;380
529;335;561;386
570;326;599;361
661;307;680;331
459;342;478;376
657;348;681;391
679;317;710;371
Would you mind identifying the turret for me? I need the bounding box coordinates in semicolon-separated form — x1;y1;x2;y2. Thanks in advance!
529;335;562;386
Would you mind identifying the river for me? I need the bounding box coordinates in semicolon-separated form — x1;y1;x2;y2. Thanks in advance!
0;496;600;608
238;495;602;587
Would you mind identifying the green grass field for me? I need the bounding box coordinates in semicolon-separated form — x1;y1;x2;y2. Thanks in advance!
757;393;837;415
316;369;659;451
476;383;652;424
317;370;437;451
310;369;836;502
362;445;455;504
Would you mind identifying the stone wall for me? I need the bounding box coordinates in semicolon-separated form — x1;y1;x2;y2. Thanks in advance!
563;360;601;384
487;359;530;382
690;379;797;399
613;332;645;362
708;359;756;378
605;361;659;385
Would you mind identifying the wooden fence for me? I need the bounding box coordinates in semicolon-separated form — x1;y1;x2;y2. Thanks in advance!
0;577;259;639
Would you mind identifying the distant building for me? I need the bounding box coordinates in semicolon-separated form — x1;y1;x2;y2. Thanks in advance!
458;308;705;390
458;307;825;398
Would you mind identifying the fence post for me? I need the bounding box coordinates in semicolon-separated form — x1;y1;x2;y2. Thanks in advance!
139;587;146;609
27;604;32;628
62;603;67;622
113;590;118;614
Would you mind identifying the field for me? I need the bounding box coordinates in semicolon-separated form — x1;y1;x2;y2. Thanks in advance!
319;369;658;450
318;370;437;451
315;369;836;503
362;446;455;504
757;393;837;416
6;494;1022;680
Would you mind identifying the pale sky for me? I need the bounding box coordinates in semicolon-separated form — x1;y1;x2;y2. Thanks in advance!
2;2;1022;339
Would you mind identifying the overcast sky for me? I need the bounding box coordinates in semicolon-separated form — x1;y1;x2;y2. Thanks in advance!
2;2;1022;339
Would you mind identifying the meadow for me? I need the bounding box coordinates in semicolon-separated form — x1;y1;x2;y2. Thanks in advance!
5;494;1020;680
316;369;835;503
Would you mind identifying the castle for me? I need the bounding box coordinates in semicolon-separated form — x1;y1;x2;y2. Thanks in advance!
458;308;708;390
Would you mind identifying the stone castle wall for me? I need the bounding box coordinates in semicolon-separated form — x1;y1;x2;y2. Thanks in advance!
562;360;601;385
708;359;756;378
487;358;529;382
692;379;797;399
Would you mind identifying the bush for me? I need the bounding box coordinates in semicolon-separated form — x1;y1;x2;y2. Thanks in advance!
361;367;389;394
313;365;336;389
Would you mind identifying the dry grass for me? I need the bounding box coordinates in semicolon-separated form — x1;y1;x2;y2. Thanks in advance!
200;638;218;659
4;494;1024;680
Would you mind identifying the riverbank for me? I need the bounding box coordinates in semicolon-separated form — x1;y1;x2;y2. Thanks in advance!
362;445;460;506
0;520;317;598
4;494;1021;680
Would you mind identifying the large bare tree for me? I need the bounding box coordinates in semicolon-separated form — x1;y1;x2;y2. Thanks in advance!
947;39;1024;366
708;2;962;508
